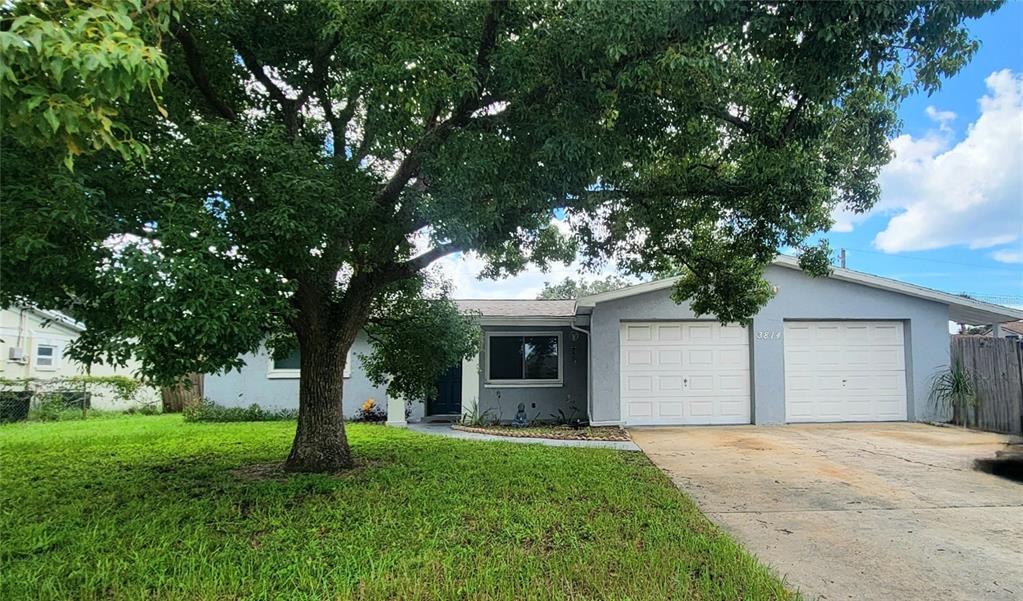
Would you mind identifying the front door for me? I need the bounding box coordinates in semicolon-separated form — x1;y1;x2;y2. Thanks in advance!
427;364;463;416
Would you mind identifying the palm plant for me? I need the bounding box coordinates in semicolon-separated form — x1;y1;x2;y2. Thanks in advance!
929;360;977;427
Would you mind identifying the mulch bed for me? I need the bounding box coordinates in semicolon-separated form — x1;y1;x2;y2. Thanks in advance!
451;424;632;441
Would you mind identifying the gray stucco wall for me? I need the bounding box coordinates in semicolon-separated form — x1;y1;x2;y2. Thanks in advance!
477;325;588;423
589;265;951;424
204;332;426;421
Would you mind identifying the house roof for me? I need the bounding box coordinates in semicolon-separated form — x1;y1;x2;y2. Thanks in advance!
976;320;1023;336
1002;321;1023;335
576;255;1023;325
455;299;577;318
26;307;86;333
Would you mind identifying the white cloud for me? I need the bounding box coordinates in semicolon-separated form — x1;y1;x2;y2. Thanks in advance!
866;70;1023;253
416;218;628;299
428;251;623;299
925;105;957;132
991;248;1023;264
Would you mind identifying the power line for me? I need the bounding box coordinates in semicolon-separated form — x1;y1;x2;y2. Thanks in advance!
840;247;1022;271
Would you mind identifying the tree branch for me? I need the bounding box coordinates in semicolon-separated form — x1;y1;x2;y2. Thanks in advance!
371;0;507;207
712;108;754;134
780;94;807;141
297;33;343;111
171;23;236;121
319;84;359;158
380;243;462;284
232;40;299;137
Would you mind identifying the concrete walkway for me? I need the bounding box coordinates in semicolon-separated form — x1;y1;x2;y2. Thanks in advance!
406;423;640;451
632;423;1023;601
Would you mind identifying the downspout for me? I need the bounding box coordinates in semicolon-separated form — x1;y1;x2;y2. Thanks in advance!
569;321;592;424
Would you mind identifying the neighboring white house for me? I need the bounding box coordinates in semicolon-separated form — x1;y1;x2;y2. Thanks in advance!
0;306;160;411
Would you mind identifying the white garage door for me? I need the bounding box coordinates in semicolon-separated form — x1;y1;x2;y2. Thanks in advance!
620;321;750;426
784;321;908;422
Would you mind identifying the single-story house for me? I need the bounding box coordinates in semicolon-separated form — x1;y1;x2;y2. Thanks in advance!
203;256;1023;426
0;306;161;411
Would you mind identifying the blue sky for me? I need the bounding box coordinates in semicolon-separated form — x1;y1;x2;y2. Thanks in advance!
816;1;1023;307
436;5;1023;305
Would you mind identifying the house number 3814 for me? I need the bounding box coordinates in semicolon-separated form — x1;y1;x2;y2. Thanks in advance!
756;331;782;340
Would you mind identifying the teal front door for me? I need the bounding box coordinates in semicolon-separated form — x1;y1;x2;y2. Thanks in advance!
427;364;462;416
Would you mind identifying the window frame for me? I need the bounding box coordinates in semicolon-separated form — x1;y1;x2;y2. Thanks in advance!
34;343;59;371
484;331;563;388
266;348;352;379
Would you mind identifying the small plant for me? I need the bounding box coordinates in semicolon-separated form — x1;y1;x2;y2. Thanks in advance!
124;403;161;416
28;395;84;422
929;360;977;427
460;403;496;427
549;403;582;426
352;399;387;423
183;399;298;423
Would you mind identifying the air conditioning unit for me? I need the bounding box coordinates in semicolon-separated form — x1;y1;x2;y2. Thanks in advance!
7;347;27;363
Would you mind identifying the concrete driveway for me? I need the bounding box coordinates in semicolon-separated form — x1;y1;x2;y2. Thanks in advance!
630;423;1023;601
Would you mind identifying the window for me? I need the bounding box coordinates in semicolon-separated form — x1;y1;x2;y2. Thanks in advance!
273;349;301;371
267;348;352;379
486;332;562;386
35;344;58;370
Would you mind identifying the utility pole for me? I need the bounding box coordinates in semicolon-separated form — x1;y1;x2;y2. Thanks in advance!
839;248;847;269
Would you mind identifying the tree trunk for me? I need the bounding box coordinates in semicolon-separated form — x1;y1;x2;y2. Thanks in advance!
283;328;354;472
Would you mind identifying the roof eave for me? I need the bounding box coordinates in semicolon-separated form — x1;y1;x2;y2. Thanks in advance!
770;255;1023;324
576;255;1023;324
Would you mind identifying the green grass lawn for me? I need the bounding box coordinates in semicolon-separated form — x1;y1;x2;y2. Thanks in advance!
0;415;794;600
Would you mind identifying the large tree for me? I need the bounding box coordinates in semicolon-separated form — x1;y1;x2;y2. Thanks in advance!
2;1;998;471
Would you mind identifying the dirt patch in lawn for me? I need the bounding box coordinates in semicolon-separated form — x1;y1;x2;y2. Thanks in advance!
452;424;631;441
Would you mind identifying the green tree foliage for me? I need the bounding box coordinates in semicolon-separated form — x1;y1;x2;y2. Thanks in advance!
0;0;172;164
0;1;998;470
538;276;632;300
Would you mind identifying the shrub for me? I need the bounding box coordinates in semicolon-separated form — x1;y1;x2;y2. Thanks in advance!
124;403;161;416
352;399;387;423
28;395;84;422
183;400;298;423
929;360;977;427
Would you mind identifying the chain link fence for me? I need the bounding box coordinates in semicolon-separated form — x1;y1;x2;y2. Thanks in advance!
0;376;156;423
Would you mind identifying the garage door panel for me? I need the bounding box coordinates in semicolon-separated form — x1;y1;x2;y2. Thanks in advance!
656;324;683;341
625;400;653;417
658;350;682;366
784;321;907;422
625;349;653;367
621;321;750;426
687;349;714;367
624;324;652;342
658;402;683;417
623;374;653;394
658;375;683;392
717;348;749;369
687;324;714;342
719;325;748;342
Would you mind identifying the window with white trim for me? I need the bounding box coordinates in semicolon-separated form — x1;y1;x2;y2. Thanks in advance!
267;348;352;379
35;344;58;370
486;332;562;386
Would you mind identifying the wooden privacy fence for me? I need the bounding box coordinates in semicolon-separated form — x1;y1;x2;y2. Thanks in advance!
951;336;1023;435
161;373;204;413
